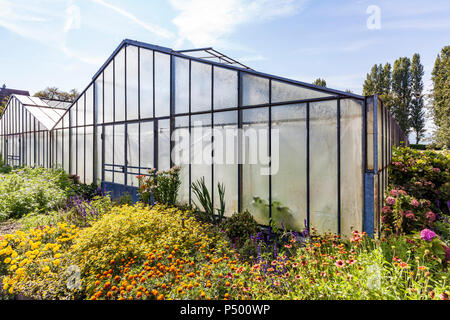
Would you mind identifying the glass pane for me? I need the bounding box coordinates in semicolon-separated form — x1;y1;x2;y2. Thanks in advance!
77;95;85;127
155;52;170;117
70;128;77;174
214;67;237;110
77;127;85;183
95;74;103;124
271;80;331;103
140;121;154;170
85;126;94;184
126;45;139;120
242;107;269;225
85;85;94;125
126;123;139;186
95;126;102;183
271;104;307;231
115;48;126;122
114;124;125;184
213;111;238;216
104;62;114;123
104;126;113;182
191;61;212;112
63;128;69;172
173;116;190;205
158;119;170;170
242;73;269;106
340;99;363;236
191;114;212;204
174;57;189;114
310;100;338;234
140;48;153;119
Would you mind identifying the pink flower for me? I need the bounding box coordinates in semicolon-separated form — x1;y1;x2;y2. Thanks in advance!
382;206;392;213
432;167;441;173
405;212;415;219
411;199;420;207
386;197;396;205
420;229;437;241
425;211;436;222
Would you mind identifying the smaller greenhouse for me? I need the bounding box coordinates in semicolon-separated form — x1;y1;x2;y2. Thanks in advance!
0;39;408;237
0;95;71;167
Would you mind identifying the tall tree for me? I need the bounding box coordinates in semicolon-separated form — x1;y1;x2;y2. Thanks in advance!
34;87;79;102
313;78;326;87
431;46;450;148
363;64;382;95
391;57;412;135
363;63;394;109
410;53;426;144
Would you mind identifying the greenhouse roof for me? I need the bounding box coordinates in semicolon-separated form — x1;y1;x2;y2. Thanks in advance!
176;47;252;70
11;94;68;130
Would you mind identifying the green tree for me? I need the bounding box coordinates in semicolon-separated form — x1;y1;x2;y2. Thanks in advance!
431;46;450;148
391;57;412;135
410;53;426;144
313;78;326;87
34;87;79;102
363;64;382;95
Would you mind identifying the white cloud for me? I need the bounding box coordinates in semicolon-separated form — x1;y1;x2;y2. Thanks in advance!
169;0;307;48
90;0;174;39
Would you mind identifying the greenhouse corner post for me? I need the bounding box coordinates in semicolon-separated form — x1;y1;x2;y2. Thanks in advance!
363;94;378;237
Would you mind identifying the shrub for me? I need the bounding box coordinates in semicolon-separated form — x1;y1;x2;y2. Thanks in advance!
221;210;259;249
0;223;81;299
191;178;226;225
137;167;181;206
0;167;72;220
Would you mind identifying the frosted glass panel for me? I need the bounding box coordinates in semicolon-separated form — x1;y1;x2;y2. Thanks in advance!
63;128;69;172
310;100;338;234
155;52;170;117
114;124;125;184
77;127;85;183
140;121;154;169
174;57;189;114
126;123;139;186
191;61;212;112
104;126;113;182
191;114;212;203
140;48;153;119
213;111;238;217
95;74;103;124
126;45;139;120
271;104;307;231
242;107;269;225
271;80;331;103
340;99;363;237
242;74;269;106
95;126;102;183
85;85;94;125
85;126;94;184
56;130;63;168
77;96;85;127
174;116;189;205
214;67;237;110
70;128;77;175
115;48;126;122
158;119;170;170
104;62;114;123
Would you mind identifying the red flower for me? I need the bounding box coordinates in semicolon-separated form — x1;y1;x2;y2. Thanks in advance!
335;260;345;268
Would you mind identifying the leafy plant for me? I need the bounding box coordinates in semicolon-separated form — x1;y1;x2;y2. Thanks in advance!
137;167;181;206
221;210;259;249
191;178;227;225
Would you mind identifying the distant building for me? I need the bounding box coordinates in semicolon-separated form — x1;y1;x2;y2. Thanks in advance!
0;84;30;103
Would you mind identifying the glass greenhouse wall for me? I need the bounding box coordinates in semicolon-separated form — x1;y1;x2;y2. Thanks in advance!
0;39;408;237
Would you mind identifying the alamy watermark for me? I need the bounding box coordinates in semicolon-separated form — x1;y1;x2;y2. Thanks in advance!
367;5;381;30
171;121;280;175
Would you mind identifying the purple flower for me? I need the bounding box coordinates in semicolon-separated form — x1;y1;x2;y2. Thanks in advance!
420;229;437;241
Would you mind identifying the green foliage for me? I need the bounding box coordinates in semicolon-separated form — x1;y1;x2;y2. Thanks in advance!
191;178;226;225
33;87;79;102
220;210;259;248
252;196;296;230
392;57;412;135
431;45;450;148
410;53;426;144
313;78;326;87
0;167;73;220
137;167;181;206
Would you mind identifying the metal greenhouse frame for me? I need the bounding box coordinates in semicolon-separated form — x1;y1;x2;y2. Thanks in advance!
0;39;407;237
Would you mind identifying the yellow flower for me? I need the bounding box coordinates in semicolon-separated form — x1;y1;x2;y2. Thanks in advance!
53;259;60;266
42;266;50;273
3;257;11;264
9;265;17;271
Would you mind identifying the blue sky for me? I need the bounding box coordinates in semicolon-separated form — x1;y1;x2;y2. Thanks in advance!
0;0;449;138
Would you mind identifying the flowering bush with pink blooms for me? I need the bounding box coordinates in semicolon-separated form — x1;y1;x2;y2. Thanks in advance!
385;147;450;242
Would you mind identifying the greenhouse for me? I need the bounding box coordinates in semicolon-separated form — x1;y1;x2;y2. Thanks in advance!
0;39;407;237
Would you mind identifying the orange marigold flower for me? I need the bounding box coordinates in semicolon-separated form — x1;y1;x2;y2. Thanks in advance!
157;294;164;300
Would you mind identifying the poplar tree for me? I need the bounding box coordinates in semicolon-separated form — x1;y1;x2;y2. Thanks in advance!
391;57;412;134
410;53;425;144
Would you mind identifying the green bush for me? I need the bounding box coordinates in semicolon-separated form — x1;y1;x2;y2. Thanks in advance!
137;167;181;206
221;210;259;248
